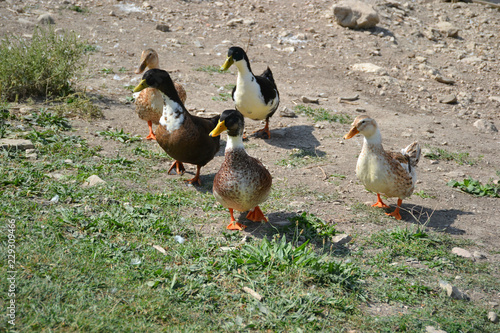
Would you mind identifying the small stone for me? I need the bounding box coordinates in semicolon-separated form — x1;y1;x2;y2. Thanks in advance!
37;13;55;25
488;312;498;323
0;139;34;151
109;11;116;16
155;24;170;32
301;96;319;104
452;247;473;259
332;0;380;29
439;280;469;301
473;119;498;133
438;94;457;104
435;21;459;38
83;175;106;187
18;18;35;27
352;63;387;76
472;251;487;259
227;18;244;27
194;40;204;48
488;96;500;104
332;234;352;246
425;326;447;333
279;107;296;118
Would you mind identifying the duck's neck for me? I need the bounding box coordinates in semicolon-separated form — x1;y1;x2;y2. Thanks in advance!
159;94;185;132
362;129;384;151
235;60;254;82
225;134;245;153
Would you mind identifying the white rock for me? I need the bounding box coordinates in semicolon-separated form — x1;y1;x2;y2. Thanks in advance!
227;18;244;27
174;235;186;244
452;247;473;259
473;119;498;133
352;63;388;76
488;311;498;323
332;0;380;29
0;139;34;150
439;280;470;301
426;326;447;333
435;21;459;38
37;13;55;25
83;175;106;187
332;234;352;245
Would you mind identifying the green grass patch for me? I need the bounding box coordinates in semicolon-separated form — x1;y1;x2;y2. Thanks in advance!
0;27;87;101
413;190;436;199
424;146;481;166
294;105;351;123
193;65;225;73
276;148;325;167
97;128;142;143
212;92;232;101
447;178;500;197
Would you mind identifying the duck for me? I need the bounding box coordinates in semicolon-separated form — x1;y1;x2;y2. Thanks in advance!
220;46;279;139
209;109;273;230
134;68;220;185
134;48;187;140
343;115;421;220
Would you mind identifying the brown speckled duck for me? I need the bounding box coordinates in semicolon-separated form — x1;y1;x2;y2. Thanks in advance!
344;115;421;220
209;109;272;230
134;49;187;140
134;69;220;185
220;47;279;139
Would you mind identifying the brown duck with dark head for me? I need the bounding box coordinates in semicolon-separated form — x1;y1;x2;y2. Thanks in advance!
134;68;220;185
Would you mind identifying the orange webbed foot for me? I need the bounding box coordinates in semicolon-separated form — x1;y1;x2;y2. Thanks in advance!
253;126;271;139
226;208;246;230
386;199;403;220
372;193;390;209
184;166;202;186
246;206;268;222
168;161;186;175
145;121;156;140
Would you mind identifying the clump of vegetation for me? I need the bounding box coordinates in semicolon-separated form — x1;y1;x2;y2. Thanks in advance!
424;146;481;166
211;92;232;101
276;148;325;167
0;28;88;101
97;128;142;143
448;178;500;197
288;212;337;240
22;109;71;131
294;105;351;123
49;93;103;120
193;65;225;73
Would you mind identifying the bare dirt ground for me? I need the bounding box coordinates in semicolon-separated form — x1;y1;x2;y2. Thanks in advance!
3;0;499;253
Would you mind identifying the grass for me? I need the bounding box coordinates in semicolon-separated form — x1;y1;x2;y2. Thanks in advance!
212;92;232;102
413;190;436;199
447;178;500;197
0;27;87;101
294;105;351;124
1;102;497;331
97;128;142;143
49;93;103;120
276;148;326;167
424;146;481;166
193;65;226;74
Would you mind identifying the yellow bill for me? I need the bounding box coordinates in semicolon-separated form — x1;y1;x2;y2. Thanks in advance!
220;56;234;71
209;120;227;137
133;79;149;93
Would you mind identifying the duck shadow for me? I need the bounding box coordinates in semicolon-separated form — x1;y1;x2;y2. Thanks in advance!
400;204;472;235
262;125;326;155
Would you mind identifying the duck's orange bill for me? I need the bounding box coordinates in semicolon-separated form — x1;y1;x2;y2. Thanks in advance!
343;127;359;140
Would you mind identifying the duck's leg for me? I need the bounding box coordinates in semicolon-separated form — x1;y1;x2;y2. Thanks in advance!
227;208;247;230
185;165;202;186
372;193;390;209
145;121;157;140
386;198;403;220
253;119;271;139
246;206;268;222
168;160;185;175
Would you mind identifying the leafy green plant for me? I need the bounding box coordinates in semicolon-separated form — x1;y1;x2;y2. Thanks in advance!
68;5;88;13
22;109;71;131
424;146;481;166
211;92;232;101
50;93;103;120
288;212;337;240
447;178;500;197
294;105;351;124
101;68;115;74
413;190;436;199
276;148;325;167
193;65;225;73
0;27;87;101
97;129;142;143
